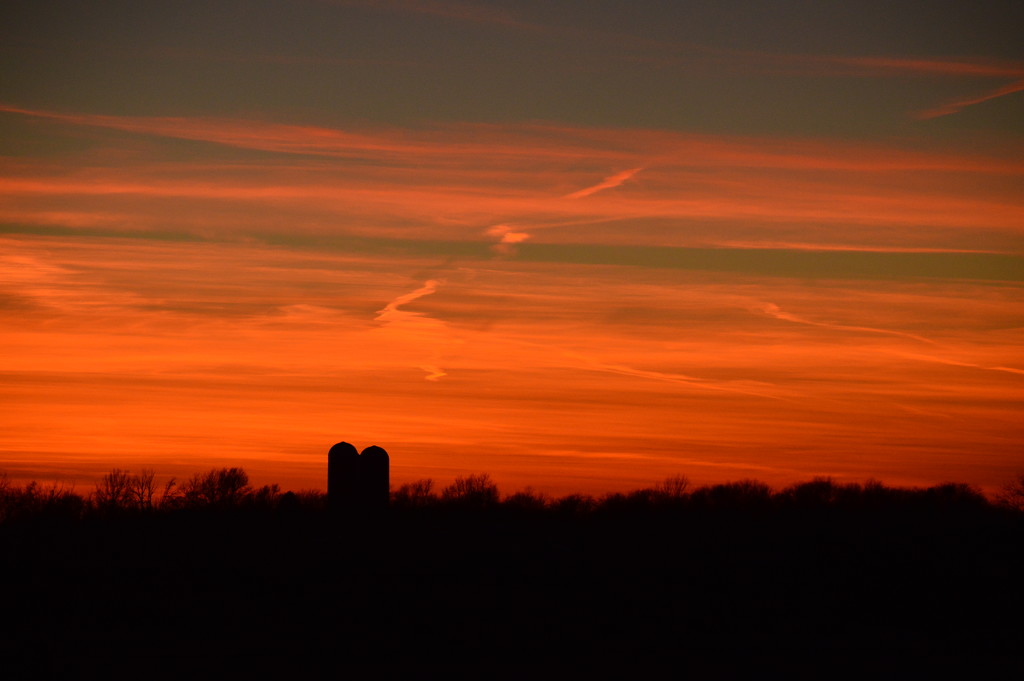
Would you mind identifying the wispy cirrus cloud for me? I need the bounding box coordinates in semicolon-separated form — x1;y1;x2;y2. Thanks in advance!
2;104;1022;256
5;103;1023;172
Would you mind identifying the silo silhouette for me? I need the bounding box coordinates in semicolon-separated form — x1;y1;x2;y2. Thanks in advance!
328;441;360;512
359;445;390;509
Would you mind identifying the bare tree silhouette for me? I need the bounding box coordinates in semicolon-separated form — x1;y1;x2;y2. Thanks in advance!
655;474;691;500
504;487;549;511
94;469;132;509
392;478;436;508
997;473;1024;511
0;478;83;521
94;468;157;511
442;474;499;508
176;467;252;508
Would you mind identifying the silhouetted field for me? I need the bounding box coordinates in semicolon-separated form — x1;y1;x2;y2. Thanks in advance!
2;470;1023;676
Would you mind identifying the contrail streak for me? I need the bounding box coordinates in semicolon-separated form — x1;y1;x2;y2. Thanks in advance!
561;351;791;401
916;78;1024;119
564;167;644;200
375;279;449;381
761;304;1023;376
760;303;937;345
896;352;1024;376
375;279;441;320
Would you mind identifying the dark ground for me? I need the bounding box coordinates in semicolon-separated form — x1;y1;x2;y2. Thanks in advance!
2;497;1022;678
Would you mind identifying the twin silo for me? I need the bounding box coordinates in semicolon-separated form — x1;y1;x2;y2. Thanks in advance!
327;441;389;510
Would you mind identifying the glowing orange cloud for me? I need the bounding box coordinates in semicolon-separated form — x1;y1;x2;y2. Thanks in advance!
487;224;530;243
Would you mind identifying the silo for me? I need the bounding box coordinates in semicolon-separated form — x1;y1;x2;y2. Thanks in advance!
328;441;360;511
359;445;390;509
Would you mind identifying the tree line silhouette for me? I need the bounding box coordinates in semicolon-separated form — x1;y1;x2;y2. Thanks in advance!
2;466;1023;523
3;465;1023;676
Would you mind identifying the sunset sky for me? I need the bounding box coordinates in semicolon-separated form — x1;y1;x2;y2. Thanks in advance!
2;1;1022;495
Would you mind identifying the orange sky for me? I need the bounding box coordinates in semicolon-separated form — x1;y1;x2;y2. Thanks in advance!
1;113;1021;495
2;1;1022;496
